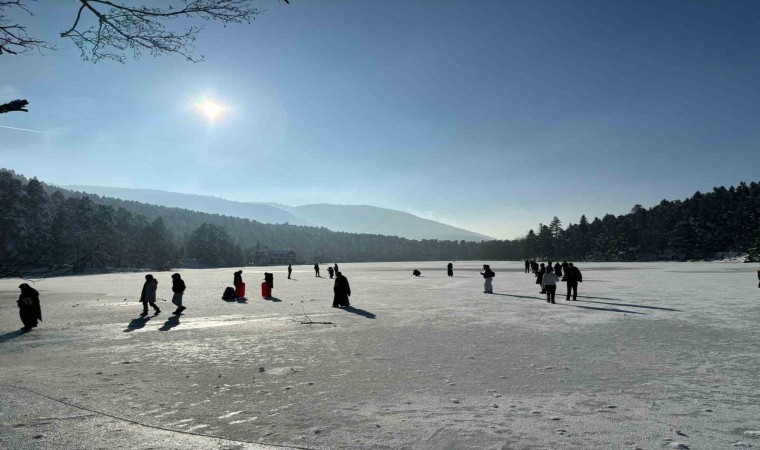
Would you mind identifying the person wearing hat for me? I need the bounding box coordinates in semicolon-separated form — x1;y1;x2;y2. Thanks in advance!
17;283;42;331
171;273;186;315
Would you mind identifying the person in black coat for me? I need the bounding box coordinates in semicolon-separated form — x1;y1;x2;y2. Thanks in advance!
563;263;583;301
287;264;292;279
524;260;530;274
171;273;186;315
234;270;243;288
536;263;546;294
333;271;351;308
554;262;563;278
531;260;539;274
327;266;334;279
447;262;454;277
314;263;320;277
17;283;42;331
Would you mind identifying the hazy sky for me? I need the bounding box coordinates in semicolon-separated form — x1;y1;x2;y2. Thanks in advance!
2;0;760;239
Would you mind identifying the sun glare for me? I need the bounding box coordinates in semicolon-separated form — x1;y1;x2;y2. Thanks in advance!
194;98;227;122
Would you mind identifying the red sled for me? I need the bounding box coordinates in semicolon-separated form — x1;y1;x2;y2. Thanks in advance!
235;282;246;298
261;282;271;298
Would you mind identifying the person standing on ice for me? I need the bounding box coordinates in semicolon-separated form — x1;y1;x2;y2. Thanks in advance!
334;263;339;274
447;262;454;277
170;273;186;315
554;262;563;278
287;264;292;279
536;263;546;294
314;263;320;277
480;264;495;294
234;270;243;289
17;283;42;331
563;263;582;301
541;267;559;304
531;260;539;274
139;274;160;316
327;266;334;279
333;271;351;308
524;260;530;274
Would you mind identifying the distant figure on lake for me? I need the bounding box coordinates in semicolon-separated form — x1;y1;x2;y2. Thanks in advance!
139;274;160;316
563;263;583;301
524;260;530;274
288;264;292;279
17;283;42;331
314;263;320;277
333;271;351;308
171;273;186;315
481;264;495;294
264;272;274;290
536;263;546;294
413;269;422;277
447;262;454;277
531;260;539;275
334;263;339;274
233;270;245;298
541;267;559;304
554;262;563;278
327;266;335;279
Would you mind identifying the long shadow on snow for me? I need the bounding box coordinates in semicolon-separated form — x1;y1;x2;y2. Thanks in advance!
491;293;544;300
159;315;181;331
0;329;28;343
342;306;376;319
556;303;645;315
576;298;679;312
124;316;152;332
265;297;283;302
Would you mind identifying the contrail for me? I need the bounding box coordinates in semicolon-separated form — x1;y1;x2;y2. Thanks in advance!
0;125;49;134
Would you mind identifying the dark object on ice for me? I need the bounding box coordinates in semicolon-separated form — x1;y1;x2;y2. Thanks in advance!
480;264;495;294
264;272;274;289
261;281;272;298
222;286;236;300
314;263;320;277
17;283;42;331
234;270;243;286
536;263;546;293
139;274;160;315
288;264;292;279
531;260;539;274
554;262;563;277
562;263;582;301
334;263;339;274
757;268;759;288
327;266;334;279
333;272;351;308
524;260;530;273
171;273;186;315
412;269;422;277
447;262;454;277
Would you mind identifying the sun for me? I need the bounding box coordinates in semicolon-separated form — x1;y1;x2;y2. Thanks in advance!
194;98;227;122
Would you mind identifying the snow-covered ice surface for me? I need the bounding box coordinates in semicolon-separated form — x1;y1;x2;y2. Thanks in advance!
1;261;759;449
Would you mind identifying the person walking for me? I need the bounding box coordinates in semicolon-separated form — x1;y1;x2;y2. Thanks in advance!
536;263;546;294
481;264;495;294
447;262;454;277
17;283;42;331
563;263;583;301
314;263;320;277
327;266;335;279
287;264;292;280
333;271;351;308
171;273;186;315
541;267;559;304
524;260;530;274
139;274;160;316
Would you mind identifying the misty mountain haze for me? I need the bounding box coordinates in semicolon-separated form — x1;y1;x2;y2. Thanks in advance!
65;185;494;242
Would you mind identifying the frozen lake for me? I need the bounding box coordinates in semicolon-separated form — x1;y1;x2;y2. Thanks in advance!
1;261;759;449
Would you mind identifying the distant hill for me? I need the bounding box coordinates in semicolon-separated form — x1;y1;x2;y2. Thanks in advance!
65;185;493;242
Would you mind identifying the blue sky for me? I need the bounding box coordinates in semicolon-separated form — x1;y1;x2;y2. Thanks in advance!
2;0;760;239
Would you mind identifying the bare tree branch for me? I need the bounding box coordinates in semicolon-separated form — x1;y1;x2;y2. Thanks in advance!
60;0;267;63
0;0;53;55
0;99;28;113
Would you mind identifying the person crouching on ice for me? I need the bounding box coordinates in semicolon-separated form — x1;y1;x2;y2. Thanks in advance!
333;271;351;308
17;283;42;331
481;264;495;294
140;274;160;316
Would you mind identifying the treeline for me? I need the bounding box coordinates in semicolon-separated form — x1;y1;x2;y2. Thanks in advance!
2;169;760;277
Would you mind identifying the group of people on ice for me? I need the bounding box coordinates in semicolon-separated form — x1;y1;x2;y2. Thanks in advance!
525;259;582;303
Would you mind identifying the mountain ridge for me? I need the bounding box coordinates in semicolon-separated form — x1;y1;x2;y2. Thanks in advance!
64;185;494;242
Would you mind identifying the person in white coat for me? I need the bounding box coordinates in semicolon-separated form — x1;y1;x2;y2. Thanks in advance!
541;267;559;304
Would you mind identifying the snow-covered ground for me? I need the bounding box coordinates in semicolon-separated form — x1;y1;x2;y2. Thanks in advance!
1;261;759;449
